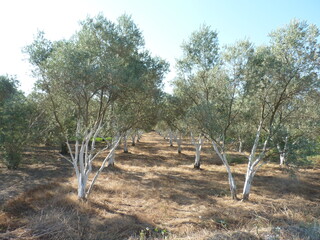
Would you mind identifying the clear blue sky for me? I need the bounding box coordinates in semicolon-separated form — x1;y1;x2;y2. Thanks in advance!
1;0;320;93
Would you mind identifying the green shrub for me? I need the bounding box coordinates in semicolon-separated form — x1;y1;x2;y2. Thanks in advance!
228;155;247;164
1;146;22;170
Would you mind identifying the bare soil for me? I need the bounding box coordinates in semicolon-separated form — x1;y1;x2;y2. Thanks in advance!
0;132;319;240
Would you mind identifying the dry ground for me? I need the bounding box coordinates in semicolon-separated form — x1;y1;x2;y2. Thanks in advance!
0;132;319;240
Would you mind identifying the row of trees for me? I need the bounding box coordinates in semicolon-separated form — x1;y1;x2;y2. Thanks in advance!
158;19;320;200
1;16;319;201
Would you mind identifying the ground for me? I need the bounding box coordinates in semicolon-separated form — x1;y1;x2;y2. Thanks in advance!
0;132;319;240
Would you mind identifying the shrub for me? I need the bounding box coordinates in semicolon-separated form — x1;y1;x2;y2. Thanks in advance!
1;146;22;170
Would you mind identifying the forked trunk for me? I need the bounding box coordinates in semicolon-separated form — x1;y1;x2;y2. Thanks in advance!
86;136;122;198
242;121;268;201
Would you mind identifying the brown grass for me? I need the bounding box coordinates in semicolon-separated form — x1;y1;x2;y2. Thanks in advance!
0;132;320;240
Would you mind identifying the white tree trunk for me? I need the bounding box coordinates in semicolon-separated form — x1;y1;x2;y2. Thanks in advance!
242;166;255;201
277;136;288;166
108;148;115;166
86;135;122;198
63;121;122;200
77;172;88;199
280;153;286;165
212;141;237;199
238;137;243;153
131;134;136;146
169;130;173;147
177;133;182;154
123;133;128;153
137;130;142;142
191;132;195;145
242;121;269;201
194;136;203;169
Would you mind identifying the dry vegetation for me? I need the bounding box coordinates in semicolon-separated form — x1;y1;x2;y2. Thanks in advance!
0;132;320;240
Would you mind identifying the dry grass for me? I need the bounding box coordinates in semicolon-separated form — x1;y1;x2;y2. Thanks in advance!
0;132;320;240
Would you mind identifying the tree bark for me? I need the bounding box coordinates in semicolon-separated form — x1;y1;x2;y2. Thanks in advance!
169;130;173;147
242;166;254;201
77;173;88;200
242;121;268;201
238;137;243;153
108;149;115;166
277;136;288;166
137;130;142;142
190;132;195;145
60;142;69;155
177;133;182;154
194;136;203;169
212;141;238;199
123;134;128;153
131;134;136;146
86;135;122;198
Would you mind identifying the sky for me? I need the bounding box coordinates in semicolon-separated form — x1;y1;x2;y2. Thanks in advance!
1;0;320;94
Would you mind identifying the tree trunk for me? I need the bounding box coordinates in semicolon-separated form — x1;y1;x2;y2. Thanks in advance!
226;167;237;199
194;136;203;169
242;121;269;201
77;173;87;200
123;134;128;153
131;134;136;146
60;142;69;155
212;141;238;199
169;130;173;147
86;135;122;198
137;131;142;142
238;137;243;153
191;132;195;145
177;133;182;154
277;136;288;166
280;153;286;165
194;145;201;169
108;150;115;166
242;166;254;201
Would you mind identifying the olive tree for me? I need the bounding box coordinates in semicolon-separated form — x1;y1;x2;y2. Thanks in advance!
174;25;241;198
241;20;320;200
25;14;168;200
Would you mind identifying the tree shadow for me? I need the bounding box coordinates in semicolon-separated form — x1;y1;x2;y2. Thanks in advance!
0;157;73;206
250;172;320;202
